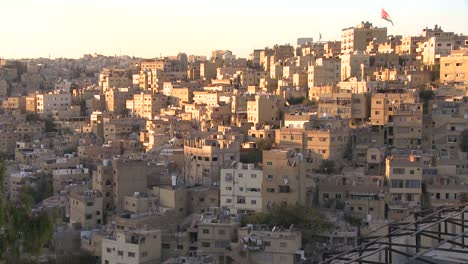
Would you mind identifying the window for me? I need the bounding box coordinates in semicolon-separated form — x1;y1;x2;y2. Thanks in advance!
251;200;257;205
280;242;287;248
436;193;441;199
128;252;135;258
266;161;273;166
264;241;271;247
267;174;273;180
162;243;170;249
201;242;211;248
391;180;404;188
405;180;421;188
106;248;111;253
141;251;148;257
218;229;226;235
371;155;377;160
117;250;123;256
251;174;257;179
226;199;232;203
238;173;243;178
266;188;275;193
202;229;210;234
392;168;405;174
445;193;450;199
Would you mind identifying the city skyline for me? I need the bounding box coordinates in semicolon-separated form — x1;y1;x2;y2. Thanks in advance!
1;0;468;59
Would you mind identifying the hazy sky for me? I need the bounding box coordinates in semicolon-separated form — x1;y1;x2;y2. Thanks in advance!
1;0;467;59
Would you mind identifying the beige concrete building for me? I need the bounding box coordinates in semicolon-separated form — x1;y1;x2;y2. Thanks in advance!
440;49;468;83
69;190;103;229
317;92;368;121
229;226;303;264
196;214;238;257
101;229;161;264
340;52;370;81
183;137;240;186
385;154;425;214
126;92;168;119
220;163;263;214
307;57;341;87
370;92;417;126
99;68;132;91
112;159;166;213
104;88;133;114
123;192;158;214
92;160;114;211
341;22;387;54
262;150;306;210
247;94;282;126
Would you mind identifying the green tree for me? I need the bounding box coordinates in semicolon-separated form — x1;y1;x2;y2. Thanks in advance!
0;161;56;263
287;96;305;105
461;129;468;153
419;89;435;114
243;204;333;235
318;160;336;174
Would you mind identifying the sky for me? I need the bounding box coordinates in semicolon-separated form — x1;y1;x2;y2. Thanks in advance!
0;0;467;59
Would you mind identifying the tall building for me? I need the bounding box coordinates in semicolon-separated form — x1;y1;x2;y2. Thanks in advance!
183;137;240;186
261;150;306;210
220;163;263;214
341;22;387;54
126;92;168;119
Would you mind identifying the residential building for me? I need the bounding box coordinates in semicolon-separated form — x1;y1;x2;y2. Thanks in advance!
220;163;263;214
101;229;161;264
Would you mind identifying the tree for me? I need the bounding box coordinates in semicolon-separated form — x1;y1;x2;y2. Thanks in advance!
419;89;435;114
318;160;336;174
287;96;305;105
243;204;333;235
461;129;468;153
0;161;57;263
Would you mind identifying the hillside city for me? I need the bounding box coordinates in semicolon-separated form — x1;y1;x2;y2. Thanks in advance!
1;21;468;264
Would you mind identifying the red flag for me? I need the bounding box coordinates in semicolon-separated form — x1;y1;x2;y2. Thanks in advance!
381;8;394;26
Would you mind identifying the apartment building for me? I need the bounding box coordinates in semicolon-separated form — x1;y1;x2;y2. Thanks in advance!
112;159;166;213
385;153;426;217
104;88;133;114
126;92;168;119
317;92;368;121
183;136;240;186
99;68;132;91
2;96;26;112
69;190;103;229
35;92;71;116
247;94;282;126
370;92;417;126
307;57;341;88
340;52;371;81
230;226;303;264
220;163;263;214
341;22;387;54
196;214;238;258
440;49;468;83
101;229;161;264
262;150;307;210
52;167;89;195
92;160;114;211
